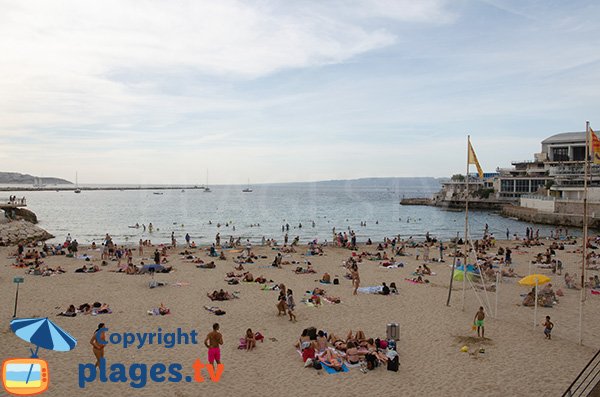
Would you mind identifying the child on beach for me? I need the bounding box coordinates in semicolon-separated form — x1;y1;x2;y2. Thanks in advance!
544;316;554;340
245;328;256;351
287;289;297;322
474;306;485;338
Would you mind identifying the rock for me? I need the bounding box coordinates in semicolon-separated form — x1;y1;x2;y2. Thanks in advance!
13;208;38;224
0;220;53;246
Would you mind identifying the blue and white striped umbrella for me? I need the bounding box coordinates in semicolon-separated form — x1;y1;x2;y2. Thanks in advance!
10;317;77;354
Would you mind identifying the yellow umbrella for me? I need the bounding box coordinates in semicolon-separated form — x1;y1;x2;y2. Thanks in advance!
518;274;551;286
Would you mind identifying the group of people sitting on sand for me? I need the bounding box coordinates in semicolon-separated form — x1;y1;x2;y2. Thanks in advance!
225;271;269;284
296;328;398;372
26;264;66;276
207;289;237;301
75;264;101;273
58;302;111;317
522;284;560;307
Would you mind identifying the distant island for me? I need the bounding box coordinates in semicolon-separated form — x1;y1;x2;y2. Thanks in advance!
0;172;72;185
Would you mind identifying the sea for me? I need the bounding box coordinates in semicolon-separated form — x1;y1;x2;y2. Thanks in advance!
2;182;574;245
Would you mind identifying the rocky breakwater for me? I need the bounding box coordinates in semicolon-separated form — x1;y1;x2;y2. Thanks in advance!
0;220;54;245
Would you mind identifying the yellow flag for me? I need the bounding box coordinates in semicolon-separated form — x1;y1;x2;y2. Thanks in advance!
468;140;484;178
590;127;600;164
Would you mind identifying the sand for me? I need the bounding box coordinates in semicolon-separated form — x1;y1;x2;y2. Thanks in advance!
1;238;599;397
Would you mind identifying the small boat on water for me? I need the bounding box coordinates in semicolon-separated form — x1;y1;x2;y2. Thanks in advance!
74;172;81;193
204;170;211;192
242;178;253;192
153;192;163;195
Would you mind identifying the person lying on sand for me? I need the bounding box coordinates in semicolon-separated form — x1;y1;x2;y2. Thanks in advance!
320;349;343;371
57;305;77;317
208;289;234;301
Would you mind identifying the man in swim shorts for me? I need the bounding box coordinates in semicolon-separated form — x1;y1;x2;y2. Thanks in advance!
205;323;223;368
474;306;485;338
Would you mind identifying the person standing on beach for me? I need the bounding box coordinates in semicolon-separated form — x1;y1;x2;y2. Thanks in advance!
204;323;223;369
543;316;554;339
351;264;360;295
90;323;106;367
287;289;297;322
474;307;485;338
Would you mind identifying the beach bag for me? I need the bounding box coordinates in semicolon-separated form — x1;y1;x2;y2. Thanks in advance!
333;278;339;285
254;332;264;343
387;323;399;341
387;356;399;372
313;360;322;370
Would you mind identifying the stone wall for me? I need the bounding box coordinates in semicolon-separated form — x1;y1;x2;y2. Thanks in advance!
501;204;600;229
0;220;54;245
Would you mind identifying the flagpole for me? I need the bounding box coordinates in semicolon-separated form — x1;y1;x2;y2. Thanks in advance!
446;231;459;306
462;135;470;311
579;121;589;346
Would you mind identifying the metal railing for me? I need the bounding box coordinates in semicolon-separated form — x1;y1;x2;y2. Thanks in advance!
521;194;555;201
563;349;600;397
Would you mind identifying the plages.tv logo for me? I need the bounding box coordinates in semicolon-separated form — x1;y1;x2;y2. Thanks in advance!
2;317;77;396
78;326;224;389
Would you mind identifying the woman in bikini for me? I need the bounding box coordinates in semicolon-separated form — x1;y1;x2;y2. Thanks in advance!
90;323;106;367
345;341;360;365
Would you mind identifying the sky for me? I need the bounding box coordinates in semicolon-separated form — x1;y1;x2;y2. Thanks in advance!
1;0;599;185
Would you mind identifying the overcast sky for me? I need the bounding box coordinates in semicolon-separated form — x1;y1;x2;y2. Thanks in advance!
1;0;599;184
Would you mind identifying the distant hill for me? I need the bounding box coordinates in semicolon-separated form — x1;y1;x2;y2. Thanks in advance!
0;172;72;185
267;177;442;190
312;177;441;188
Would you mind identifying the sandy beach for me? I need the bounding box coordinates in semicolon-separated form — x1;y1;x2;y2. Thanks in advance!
1;237;599;397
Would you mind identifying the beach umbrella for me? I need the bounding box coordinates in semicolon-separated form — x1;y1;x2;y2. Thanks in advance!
518;274;551;329
453;270;476;282
518;274;551;286
10;317;77;357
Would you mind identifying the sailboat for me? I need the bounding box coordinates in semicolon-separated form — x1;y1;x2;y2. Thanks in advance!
242;178;253;192
204;170;211;192
74;172;81;193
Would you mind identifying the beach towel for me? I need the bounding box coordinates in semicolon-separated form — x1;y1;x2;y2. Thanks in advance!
357;286;383;294
321;362;349;374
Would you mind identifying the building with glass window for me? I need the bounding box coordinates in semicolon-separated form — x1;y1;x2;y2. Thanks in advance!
495;131;600;200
